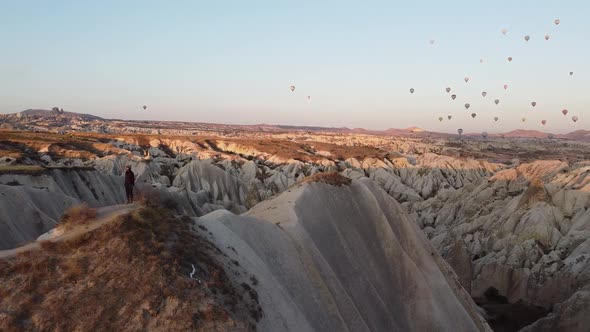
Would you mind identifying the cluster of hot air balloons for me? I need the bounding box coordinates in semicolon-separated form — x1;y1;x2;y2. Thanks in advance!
416;18;581;136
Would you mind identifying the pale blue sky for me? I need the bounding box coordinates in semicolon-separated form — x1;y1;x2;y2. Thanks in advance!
0;0;588;133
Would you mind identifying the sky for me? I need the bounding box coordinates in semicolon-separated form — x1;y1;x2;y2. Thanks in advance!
0;0;588;133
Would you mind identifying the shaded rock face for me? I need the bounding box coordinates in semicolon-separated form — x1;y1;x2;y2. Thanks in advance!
520;287;590;332
197;179;490;332
0;185;78;249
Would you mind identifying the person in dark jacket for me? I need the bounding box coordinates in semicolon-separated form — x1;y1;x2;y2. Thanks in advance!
124;166;135;204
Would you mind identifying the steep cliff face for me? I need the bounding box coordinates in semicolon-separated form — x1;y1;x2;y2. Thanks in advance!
197;177;490;332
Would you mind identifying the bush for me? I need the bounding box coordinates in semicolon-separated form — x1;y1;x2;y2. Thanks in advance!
135;183;179;211
59;203;97;228
135;184;161;208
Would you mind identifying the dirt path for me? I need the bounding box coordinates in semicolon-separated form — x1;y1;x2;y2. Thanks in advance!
0;204;137;260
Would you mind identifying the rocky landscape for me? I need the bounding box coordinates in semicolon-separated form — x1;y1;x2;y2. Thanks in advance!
1;110;590;331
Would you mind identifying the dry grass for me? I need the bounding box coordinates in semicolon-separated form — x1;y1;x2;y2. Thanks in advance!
300;172;352;186
0;205;261;331
0;165;47;175
58;203;97;229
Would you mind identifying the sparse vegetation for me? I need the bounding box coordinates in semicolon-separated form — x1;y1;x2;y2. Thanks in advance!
299;172;352;186
0;165;47;175
0;205;261;331
58;203;97;229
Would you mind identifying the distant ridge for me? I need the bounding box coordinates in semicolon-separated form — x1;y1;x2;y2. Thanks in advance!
18;109;103;121
2;108;588;141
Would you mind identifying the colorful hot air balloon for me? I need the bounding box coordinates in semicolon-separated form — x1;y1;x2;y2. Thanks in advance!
446;87;451;93
541;120;547;125
482;132;488;138
545;34;550;40
438;116;443;122
494;116;499;122
508;57;513;62
451;94;457;100
554;19;560;25
410;88;415;94
482;91;487;98
448;115;452;120
572;116;579;123
501;28;508;35
562;109;568;116
471;113;477;118
494;99;500;105
504;84;508;90
531;101;537;107
142;105;147;110
457;128;463;135
290;85;295;92
464;76;470;83
522;117;526;122
524;35;531;42
464;103;470;110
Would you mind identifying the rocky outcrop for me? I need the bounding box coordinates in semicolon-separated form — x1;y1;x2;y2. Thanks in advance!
197;178;490;331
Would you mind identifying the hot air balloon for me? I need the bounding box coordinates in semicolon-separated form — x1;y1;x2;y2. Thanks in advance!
524;35;531;42
471;113;477;118
465;103;470;110
562;109;568;116
569;71;574;76
522;117;526;122
555;19;560;25
451;94;457;100
541;120;547;125
482;132;488;138
482;91;487;98
438;117;443;122
501;28;508;35
480;59;484;63
290;85;295;92
494;116;499;122
504;84;508;90
508;56;513;62
531;101;537;107
457;128;463;135
410;88;415;94
545;34;550;40
572;116;579;123
307;96;311;101
448;115;452;120
446;87;451;93
464;76;470;83
430;40;435;45
142;105;147;110
494;99;500;105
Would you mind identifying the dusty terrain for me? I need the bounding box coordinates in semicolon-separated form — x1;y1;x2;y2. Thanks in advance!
1;109;589;331
0;204;262;331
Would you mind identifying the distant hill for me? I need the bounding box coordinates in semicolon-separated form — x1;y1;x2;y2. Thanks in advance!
493;130;551;139
18;109;103;121
562;130;590;141
4;109;588;141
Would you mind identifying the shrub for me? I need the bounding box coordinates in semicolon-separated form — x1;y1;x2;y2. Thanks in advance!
135;184;162;208
59;203;96;229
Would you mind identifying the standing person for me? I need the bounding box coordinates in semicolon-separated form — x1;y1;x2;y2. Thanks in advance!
124;166;135;204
